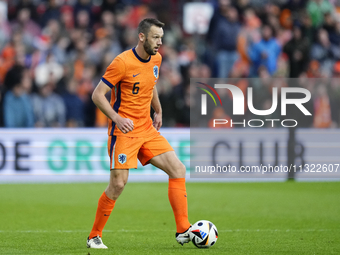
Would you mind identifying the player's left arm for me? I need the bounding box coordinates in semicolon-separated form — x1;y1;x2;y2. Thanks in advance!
151;86;162;131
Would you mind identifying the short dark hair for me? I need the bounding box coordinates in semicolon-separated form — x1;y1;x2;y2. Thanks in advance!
138;18;164;37
4;65;25;90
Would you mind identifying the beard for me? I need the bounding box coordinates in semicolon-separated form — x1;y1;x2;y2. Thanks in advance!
143;38;156;55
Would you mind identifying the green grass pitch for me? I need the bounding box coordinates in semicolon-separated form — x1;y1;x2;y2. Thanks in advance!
0;181;339;254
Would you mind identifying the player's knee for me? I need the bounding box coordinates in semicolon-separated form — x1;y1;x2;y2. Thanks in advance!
169;161;186;178
178;162;186;175
113;181;126;193
106;179;126;200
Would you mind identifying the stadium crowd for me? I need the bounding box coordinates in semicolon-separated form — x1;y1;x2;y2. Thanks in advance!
0;0;340;128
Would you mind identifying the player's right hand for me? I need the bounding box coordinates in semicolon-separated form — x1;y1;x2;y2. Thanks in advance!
116;116;134;134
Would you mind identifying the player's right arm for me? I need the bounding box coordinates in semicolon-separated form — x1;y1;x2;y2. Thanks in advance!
92;80;134;134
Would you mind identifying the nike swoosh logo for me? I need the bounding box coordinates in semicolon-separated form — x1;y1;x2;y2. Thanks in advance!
104;214;110;216
133;73;140;77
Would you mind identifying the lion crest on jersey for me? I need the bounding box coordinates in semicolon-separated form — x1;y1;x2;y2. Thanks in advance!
153;65;159;78
118;154;127;164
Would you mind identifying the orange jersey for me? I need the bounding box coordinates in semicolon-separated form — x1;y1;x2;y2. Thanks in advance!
102;47;161;137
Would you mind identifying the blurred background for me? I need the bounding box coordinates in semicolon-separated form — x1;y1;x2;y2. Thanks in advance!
0;5;339;251
0;0;340;128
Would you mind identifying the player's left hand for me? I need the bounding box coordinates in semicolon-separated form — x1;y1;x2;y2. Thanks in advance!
153;112;162;131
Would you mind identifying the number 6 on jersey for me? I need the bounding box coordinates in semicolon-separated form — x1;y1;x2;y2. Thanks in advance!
133;82;140;94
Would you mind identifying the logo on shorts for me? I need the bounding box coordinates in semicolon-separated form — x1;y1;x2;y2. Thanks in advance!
153;65;159;78
118;154;127;164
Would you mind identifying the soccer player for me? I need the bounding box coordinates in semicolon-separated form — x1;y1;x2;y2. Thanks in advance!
86;18;191;249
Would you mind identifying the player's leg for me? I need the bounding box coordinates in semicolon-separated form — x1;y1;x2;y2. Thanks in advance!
105;168;129;200
138;134;190;244
148;151;191;245
87;135;140;249
87;169;128;249
149;150;185;178
89;169;129;237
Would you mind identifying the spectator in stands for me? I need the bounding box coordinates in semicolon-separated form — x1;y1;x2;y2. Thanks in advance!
209;107;231;128
40;0;61;28
235;0;251;20
12;7;41;38
2;0;340;129
11;7;40;52
284;26;310;77
0;3;11;50
236;8;261;74
31;55;66;127
87;28;121;66
62;79;84;127
207;1;241;78
42;19;67;65
100;0;124;14
3;65;34;127
248;24;281;76
73;0;93;23
306;0;333;27
329;62;340;126
300;11;316;44
0;33;17;84
75;7;93;42
282;0;307;13
311;28;340;76
306;59;322;78
13;0;40;23
313;84;332;128
75;9;91;31
322;12;335;34
60;6;74;32
329;20;340;45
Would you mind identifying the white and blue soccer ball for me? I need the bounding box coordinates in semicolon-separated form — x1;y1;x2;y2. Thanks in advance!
189;220;218;248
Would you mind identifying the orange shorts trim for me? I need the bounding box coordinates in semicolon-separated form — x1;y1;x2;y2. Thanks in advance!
107;132;174;169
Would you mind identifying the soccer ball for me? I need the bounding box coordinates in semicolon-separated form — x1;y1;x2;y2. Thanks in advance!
189;220;218;248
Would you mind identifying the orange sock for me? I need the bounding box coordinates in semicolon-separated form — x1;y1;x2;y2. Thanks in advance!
168;178;191;233
89;192;116;239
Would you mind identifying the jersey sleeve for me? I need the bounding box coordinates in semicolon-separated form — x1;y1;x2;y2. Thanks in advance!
101;56;126;89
